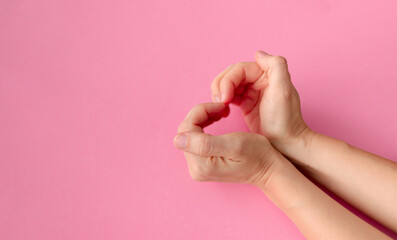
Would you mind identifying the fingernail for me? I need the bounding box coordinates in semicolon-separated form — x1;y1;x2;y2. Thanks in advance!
220;93;226;102
257;50;268;57
174;134;187;149
214;95;220;102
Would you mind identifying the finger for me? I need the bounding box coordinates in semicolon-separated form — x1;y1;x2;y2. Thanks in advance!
177;102;229;133
240;88;260;114
254;51;291;88
219;62;263;104
235;85;246;95
174;131;245;158
230;83;260;107
211;64;234;102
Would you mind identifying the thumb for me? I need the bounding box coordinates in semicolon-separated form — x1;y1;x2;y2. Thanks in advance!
174;132;239;157
254;50;291;86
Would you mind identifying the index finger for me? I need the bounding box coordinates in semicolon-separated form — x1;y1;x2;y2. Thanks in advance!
214;62;264;104
177;102;229;133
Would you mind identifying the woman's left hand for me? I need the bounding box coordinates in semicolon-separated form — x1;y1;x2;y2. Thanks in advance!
174;102;281;186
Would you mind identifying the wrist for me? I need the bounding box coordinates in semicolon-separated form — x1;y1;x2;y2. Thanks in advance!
252;152;290;191
255;155;296;193
273;126;317;167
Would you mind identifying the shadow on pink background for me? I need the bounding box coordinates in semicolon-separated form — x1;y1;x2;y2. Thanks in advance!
1;0;396;239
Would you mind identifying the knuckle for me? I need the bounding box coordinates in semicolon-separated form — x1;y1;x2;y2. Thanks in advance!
280;88;293;99
198;135;213;155
234;142;244;156
230;133;249;157
231;62;245;75
234;62;244;69
271;55;288;65
195;103;206;110
190;104;205;117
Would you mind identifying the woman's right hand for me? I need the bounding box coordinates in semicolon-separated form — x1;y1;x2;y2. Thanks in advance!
210;51;311;155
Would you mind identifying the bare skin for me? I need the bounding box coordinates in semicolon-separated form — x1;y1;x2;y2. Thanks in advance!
174;102;391;240
209;50;397;232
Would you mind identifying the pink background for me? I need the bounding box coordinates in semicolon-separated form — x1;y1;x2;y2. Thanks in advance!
1;0;397;239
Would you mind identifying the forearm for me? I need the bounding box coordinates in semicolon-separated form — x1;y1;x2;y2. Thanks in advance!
260;158;391;240
278;129;397;232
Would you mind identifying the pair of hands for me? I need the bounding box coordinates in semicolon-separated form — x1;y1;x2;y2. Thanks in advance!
174;51;310;187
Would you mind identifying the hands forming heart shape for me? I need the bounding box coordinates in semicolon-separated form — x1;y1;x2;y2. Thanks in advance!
174;50;311;187
173;50;397;240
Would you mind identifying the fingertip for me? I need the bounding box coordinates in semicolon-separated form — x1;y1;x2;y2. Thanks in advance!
220;85;234;104
211;83;221;103
220;93;227;103
213;94;221;103
255;51;269;72
174;133;187;150
256;50;269;58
